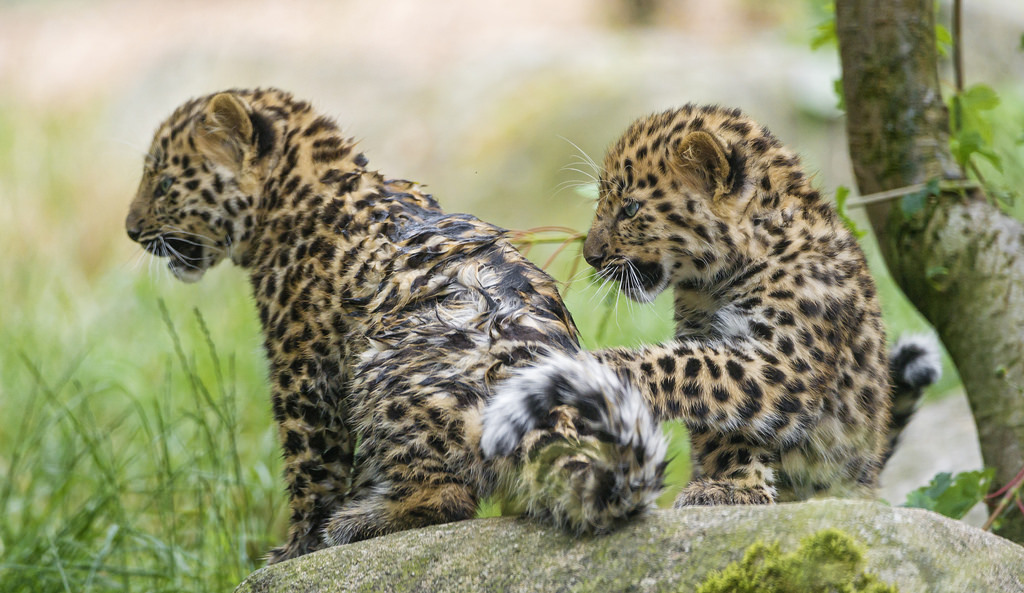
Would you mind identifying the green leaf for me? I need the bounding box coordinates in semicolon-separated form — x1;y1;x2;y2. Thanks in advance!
900;192;926;216
903;469;995;519
904;472;952;509
835;185;849;205
925;265;949;279
833;78;846;111
962;84;1000;111
925;265;951;291
809;2;837;51
949;85;1001;167
811;19;837;50
951;129;1004;172
976;147;1003;171
951;129;984;167
834;186;865;238
900;178;939;216
935;23;952;57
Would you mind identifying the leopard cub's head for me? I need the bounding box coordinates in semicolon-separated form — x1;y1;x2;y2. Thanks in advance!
584;105;783;302
126;91;275;282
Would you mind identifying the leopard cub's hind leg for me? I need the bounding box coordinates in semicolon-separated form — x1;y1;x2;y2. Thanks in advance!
674;431;776;507
321;380;481;546
322;477;478;546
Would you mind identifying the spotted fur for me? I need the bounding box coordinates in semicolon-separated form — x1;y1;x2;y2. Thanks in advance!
125;89;665;563
581;105;937;505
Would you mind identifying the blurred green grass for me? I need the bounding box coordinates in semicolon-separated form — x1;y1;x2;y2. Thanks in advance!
0;104;280;591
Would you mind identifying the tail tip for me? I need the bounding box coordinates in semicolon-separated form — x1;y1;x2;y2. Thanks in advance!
480;423;521;459
890;333;942;389
480;352;664;461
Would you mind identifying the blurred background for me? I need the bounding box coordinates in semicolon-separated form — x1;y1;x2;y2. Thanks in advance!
1;0;1022;590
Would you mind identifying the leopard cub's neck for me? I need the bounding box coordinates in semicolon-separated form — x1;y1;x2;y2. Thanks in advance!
669;163;849;341
231;91;393;274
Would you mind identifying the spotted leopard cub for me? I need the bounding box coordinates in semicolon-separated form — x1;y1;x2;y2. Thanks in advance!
125;89;666;563
583;105;921;505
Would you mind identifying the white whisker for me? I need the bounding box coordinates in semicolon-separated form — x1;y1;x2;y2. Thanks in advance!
161;238;202;269
563;265;596;287
560;163;600;179
558;136;601;175
563;158;601;173
112;138;155;162
618;261;634;315
555;171;599;189
591;267;619;309
127;247;148;272
159;225;223;253
165;235;219;251
582;269;608;308
224;233;235;260
611;269;624;331
553;179;596;195
147;247;159;280
585;270;613;309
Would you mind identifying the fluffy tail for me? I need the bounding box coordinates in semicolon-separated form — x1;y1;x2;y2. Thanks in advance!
885;333;943;460
481;352;666;533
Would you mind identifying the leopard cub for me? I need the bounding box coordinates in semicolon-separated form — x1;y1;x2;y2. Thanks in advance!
125;88;666;562
581;105;937;505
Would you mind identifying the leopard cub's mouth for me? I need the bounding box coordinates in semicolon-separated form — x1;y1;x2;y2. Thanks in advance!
140;234;211;283
602;260;667;304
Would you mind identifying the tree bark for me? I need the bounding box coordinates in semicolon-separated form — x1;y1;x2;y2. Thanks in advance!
836;0;1024;543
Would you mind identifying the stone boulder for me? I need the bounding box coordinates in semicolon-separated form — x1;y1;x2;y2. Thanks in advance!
235;499;1024;592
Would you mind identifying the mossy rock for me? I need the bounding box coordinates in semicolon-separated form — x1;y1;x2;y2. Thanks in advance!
235;499;1024;593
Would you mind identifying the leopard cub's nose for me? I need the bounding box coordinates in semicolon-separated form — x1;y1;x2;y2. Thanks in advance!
582;233;607;269
583;250;605;269
126;213;143;242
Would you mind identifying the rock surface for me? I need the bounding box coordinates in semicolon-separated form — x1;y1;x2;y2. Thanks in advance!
235;499;1024;593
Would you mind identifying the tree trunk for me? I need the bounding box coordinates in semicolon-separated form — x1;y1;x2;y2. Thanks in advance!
836;0;1024;543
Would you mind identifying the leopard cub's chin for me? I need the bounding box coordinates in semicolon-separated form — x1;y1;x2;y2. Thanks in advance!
618;260;668;304
168;260;207;283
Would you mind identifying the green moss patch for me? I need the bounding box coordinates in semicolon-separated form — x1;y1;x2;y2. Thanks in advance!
694;528;898;593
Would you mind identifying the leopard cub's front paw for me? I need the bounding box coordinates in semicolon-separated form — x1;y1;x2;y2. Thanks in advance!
673;479;775;507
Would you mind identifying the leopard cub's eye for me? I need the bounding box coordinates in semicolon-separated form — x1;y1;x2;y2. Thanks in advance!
154;175;175;198
622;200;640;218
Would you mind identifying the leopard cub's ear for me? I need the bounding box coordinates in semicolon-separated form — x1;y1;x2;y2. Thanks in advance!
671;130;731;199
195;93;254;170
